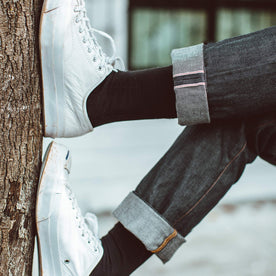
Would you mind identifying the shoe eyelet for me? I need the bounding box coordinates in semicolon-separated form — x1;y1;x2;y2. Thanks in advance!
82;234;85;237
93;57;97;62
64;259;70;264
98;66;102;71
88;241;91;244
75;18;80;23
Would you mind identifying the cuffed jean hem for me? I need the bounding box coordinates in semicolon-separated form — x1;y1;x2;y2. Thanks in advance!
171;43;210;126
113;192;186;263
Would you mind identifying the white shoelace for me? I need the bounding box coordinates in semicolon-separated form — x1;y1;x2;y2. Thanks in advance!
74;1;124;71
65;183;99;253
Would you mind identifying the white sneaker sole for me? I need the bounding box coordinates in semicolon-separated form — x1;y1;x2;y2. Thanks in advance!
36;141;70;276
40;0;69;138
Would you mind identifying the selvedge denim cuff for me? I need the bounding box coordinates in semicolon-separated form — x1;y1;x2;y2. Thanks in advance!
113;192;186;263
171;43;210;125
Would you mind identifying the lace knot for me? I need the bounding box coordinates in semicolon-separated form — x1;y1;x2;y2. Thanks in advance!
74;3;125;71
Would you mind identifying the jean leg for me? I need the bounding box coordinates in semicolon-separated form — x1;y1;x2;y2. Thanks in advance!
172;26;276;125
114;116;276;263
206;26;276;121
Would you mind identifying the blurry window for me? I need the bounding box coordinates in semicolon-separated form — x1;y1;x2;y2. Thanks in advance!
129;0;276;69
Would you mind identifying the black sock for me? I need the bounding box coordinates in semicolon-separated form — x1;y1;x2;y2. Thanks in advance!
90;223;152;276
86;66;176;127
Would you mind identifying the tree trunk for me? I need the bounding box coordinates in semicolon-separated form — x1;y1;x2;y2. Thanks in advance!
0;0;43;274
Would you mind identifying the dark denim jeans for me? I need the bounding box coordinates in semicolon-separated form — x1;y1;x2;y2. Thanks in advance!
206;26;276;121
114;26;276;263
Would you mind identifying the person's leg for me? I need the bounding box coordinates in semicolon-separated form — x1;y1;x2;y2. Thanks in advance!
205;27;276;121
41;0;275;139
91;114;276;275
87;26;276;129
86;66;176;128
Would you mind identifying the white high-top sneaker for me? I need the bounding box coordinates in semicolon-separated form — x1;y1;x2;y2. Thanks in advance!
36;141;103;276
40;0;123;138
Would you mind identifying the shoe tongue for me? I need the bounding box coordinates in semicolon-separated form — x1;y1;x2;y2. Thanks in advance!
84;213;99;236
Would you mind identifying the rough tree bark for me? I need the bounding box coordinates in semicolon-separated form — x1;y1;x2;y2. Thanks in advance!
0;0;43;275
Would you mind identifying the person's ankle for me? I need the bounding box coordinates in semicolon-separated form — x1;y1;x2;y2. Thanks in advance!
90;223;152;276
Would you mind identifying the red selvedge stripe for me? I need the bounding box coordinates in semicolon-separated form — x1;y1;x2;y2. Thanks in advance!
173;70;204;78
175;82;206;89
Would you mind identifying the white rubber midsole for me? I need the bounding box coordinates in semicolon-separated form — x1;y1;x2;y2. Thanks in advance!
40;0;68;138
36;142;69;276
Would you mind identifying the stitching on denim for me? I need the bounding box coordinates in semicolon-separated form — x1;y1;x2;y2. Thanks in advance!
172;142;247;226
151;229;178;253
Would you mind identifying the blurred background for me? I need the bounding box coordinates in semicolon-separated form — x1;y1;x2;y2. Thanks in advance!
34;0;276;275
